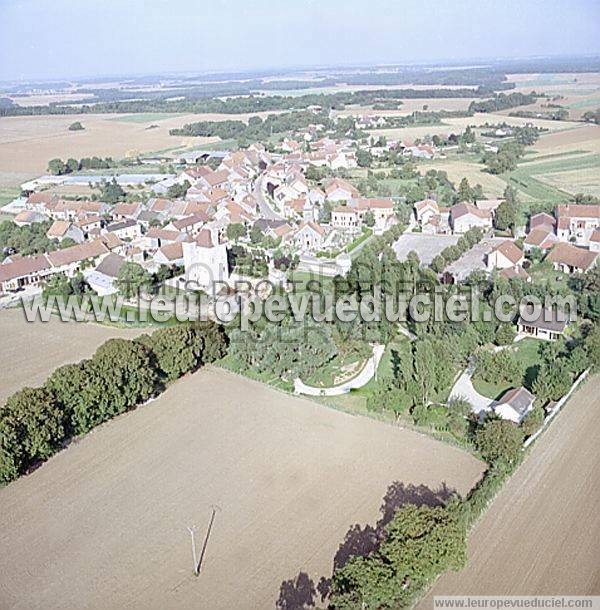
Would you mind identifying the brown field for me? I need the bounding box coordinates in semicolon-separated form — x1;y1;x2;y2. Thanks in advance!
0;309;141;404
336;97;478;118
0;367;484;610
530;123;600;155
418;376;600;607
0;110;282;190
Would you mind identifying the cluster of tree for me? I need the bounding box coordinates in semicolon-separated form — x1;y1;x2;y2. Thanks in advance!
431;227;484;273
474;349;523;387
229;244;269;277
457;177;485;203
510;108;569;121
68;121;84;131
0;323;228;484
42;272;91;300
483;140;525;174
468;92;538;113
0;219;71;260
113;262;182;299
330;501;467;609
0;87;496;118
98;178;126;204
166;179;191;199
47;156;115;175
582;109;600;125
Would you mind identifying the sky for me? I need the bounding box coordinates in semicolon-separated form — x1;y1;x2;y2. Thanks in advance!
1;0;599;81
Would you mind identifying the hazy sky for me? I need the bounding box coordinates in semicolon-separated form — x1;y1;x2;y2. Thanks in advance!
1;0;599;81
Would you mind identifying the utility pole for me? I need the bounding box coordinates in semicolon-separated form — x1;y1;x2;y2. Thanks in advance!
187;526;199;576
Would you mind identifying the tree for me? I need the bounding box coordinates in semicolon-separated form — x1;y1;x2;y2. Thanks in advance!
48;158;66;175
318;199;333;223
66;157;79;172
330;503;467;609
100;178;126;204
495;323;516;346
68;121;84;131
363;210;375;227
115;262;150;299
457;177;473;202
138;325;202;382
431;254;446;273
494;200;517;232
521;406;544;437
356;149;373;168
226;223;246;242
167;179;191;199
0;387;65;482
475;418;524;464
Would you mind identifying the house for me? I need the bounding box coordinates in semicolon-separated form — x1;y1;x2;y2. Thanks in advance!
353;198;396;232
169;213;209;236
154;242;184;266
530;212;556;234
46;220;85;244
13;210;49;226
104;219;141;241
46;239;109;277
331;206;360;232
555;204;600;246
324;178;360;202
517;305;569;341
0;254;53;293
112;202;141;220
486;240;524;271
546;242;598;274
494;387;536;424
523;228;557;252
84;253;125;296
450;203;493;234
414;199;439;226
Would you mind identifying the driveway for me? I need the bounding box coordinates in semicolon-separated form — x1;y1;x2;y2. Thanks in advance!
448;359;494;415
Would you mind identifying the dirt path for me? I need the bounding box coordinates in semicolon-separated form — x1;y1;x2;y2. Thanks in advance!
0;368;484;610
419;376;600;607
0;309;142;404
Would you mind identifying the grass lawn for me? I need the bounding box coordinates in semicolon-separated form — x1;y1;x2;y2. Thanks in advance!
0;187;20;207
304;352;366;387
472;338;545;400
217;354;292;391
527;261;571;292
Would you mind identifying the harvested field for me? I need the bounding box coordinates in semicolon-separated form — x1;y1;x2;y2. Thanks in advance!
427;159;509;198
536;166;600;197
0;110;280;189
530;123;600;156
0;367;485;610
418;376;600;606
0;309;141;404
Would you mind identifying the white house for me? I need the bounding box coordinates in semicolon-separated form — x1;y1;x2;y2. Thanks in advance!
486;240;524;271
450;203;493;233
494;387;536;424
555;204;600;247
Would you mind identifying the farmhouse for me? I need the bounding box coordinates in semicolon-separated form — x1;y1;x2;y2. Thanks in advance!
494;387;536;424
0;254;53;293
546;242;598;274
291;221;327;252
104;219;141;241
47;220;85;244
331;206;360;232
523;228;557;252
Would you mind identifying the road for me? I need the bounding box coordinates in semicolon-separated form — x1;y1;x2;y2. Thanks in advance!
418;376;600;606
253;174;283;220
448;359;494;415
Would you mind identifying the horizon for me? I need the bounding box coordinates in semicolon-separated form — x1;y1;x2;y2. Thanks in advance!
1;0;599;82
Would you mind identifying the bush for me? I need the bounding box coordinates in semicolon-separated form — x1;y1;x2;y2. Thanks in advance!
521;406;545;437
495;323;516;346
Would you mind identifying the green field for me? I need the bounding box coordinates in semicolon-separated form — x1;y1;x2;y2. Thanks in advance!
0;187;20;206
110;113;186;123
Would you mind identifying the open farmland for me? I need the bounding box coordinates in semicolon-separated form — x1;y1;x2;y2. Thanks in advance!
0;367;485;610
0;110;282;190
418;376;600;605
0;309;141;405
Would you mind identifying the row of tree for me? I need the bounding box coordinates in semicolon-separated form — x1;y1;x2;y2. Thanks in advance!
47;156;115;175
0;322;227;484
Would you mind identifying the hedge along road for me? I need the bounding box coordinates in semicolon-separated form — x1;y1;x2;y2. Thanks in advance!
418;375;600;605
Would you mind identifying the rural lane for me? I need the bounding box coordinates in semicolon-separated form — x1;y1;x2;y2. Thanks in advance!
253;174;283;220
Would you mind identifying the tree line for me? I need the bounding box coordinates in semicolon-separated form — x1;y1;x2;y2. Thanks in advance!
0;322;227;484
468;92;538;113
